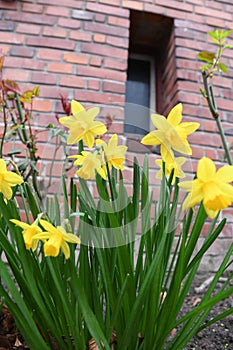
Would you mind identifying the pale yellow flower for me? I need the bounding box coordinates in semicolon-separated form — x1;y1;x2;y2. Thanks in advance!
10;218;42;250
141;104;199;158
96;134;127;172
34;220;80;259
179;157;233;218
156;152;186;184
0;159;23;199
59;100;107;148
70;151;106;180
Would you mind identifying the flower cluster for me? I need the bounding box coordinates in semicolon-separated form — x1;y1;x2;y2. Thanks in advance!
59;100;128;180
141;103;233;218
11;217;80;259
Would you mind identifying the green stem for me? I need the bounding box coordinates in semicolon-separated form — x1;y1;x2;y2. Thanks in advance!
215;117;232;165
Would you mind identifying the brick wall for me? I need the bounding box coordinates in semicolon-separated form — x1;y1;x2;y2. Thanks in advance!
0;0;233;270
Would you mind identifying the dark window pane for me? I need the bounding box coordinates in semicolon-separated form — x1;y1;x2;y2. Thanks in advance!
124;58;151;135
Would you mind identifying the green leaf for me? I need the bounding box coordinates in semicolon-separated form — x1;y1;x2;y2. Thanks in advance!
217;61;228;73
197;51;215;63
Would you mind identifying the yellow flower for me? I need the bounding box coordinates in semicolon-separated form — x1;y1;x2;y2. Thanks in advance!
96;134;127;172
156;152;186;184
179;157;233;218
70;151;106;180
141;104;199;158
10;218;42;250
0;159;23;199
34;220;80;259
59;100;107;148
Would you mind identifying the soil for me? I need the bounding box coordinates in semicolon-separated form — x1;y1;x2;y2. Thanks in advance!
0;274;233;350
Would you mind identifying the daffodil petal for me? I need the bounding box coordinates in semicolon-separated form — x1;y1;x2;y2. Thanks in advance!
10;219;30;229
61;241;71;259
167;103;182;126
71;100;85;115
141;130;162;146
178;122;200;135
216;165;233;183
151;114;168;132
39;220;58;235
197;157;216;181
4;172;23;185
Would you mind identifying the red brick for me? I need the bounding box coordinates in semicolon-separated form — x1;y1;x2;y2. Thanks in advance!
33;99;53;112
37;49;62;61
3;69;29;82
217;99;233;112
0;1;17;9
57;18;81;29
16;23;41;35
99;0;121;5
77;66;126;82
38;86;70;99
0;32;24;45
26;37;75;51
93;34;106;43
74;90;125;105
0;21;15;31
95;14;106;23
69;31;92;42
143;3;165;15
104;58;127;71
63;52;88;64
60;76;85;88
71;9;94;20
90;56;102;67
37;0;82;8
195;5;232;20
47;62;73;74
106;35;128;48
4;11;56;25
86;2;128;17
108;16;130;28
43;26;67;38
82;43;128;60
4;57;45;71
87;79;100;91
11;46;34;58
0;45;10;55
122;0;143;10
84;22;129;38
45;5;70;17
103;81;125;93
158;0;193;12
31;72;57;85
22;3;44;13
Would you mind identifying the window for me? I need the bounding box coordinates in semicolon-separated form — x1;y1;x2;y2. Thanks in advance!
124;55;155;136
124;10;173;143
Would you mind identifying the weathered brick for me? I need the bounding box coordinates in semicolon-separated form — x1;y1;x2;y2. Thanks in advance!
84;22;129;37
11;46;34;58
108;16;130;28
3;69;29;82
106;35;128;48
0;1;17;9
0;32;24;45
195;5;232;20
0;21;15;31
104;58;127;71
58;17;81;29
72;9;94;20
82;43;128;60
122;0;143;10
74;90;125;105
37;0;82;8
87;79;100;91
26;37;75;51
93;34;106;43
33;99;53;112
95;13;106;23
99;0;121;5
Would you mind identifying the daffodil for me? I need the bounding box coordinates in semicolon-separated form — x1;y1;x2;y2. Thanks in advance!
141;104;199;158
0;159;23;199
156;152;186;184
96;134;127;172
59;100;107;148
10;218;42;250
70;151;106;180
179;157;233;218
34;220;80;259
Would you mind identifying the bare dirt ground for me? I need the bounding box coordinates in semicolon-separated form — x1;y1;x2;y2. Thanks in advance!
0;274;232;349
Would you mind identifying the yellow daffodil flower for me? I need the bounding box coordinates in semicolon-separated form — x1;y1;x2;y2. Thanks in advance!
59;100;107;148
96;134;128;172
34;220;80;259
10;218;42;250
156;152;186;184
70;151;106;180
141;104;199;159
179;157;233;218
0;159;23;199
